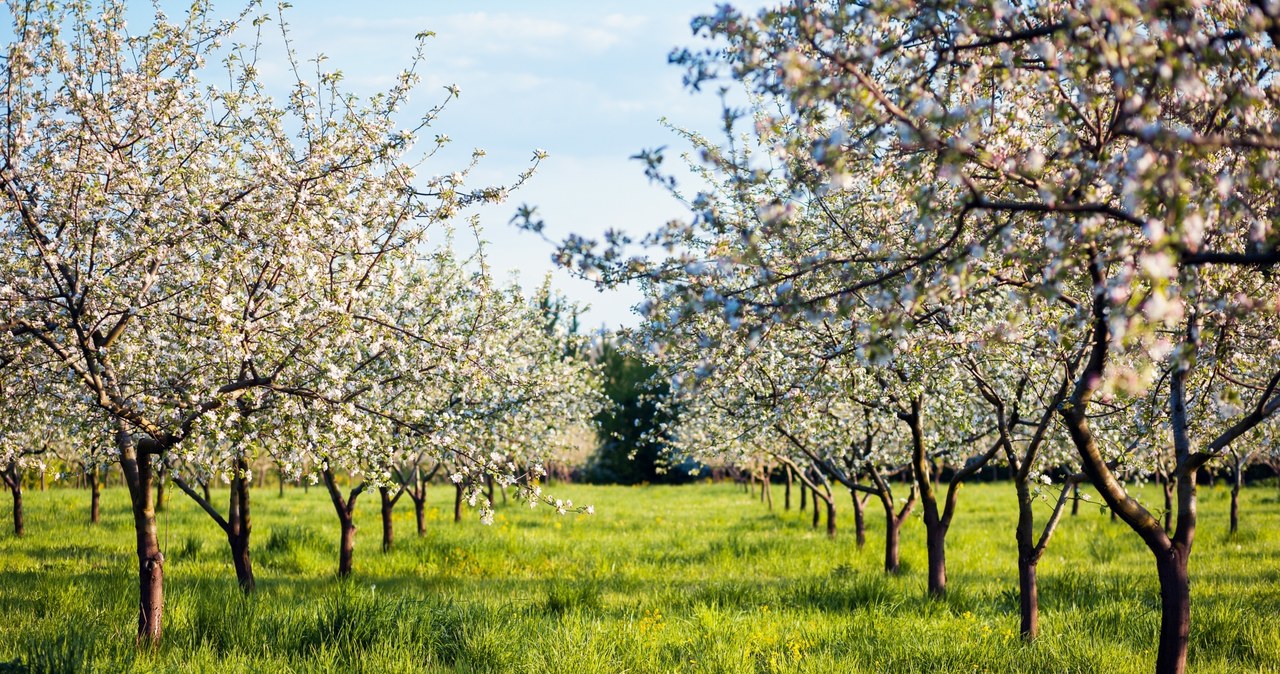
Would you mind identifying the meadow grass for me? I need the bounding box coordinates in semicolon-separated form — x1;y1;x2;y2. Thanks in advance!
1;479;1278;673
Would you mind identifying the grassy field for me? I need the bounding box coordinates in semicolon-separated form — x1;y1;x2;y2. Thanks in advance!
1;479;1278;673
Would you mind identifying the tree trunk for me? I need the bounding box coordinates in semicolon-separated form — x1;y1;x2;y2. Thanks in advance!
227;459;254;593
799;480;807;511
322;469;363;579
906;399;947;597
851;491;866;550
1155;547;1191;674
155;463;167;513
119;433;163;647
884;515;902;574
1014;479;1038;639
228;532;253;590
338;517;356;578
784;465;793;510
89;467;102;524
825;497;836;538
764;470;774;511
379;486;395;553
1071;483;1080;516
39;468;45;492
924;514;947;597
811;492;820;529
8;477;23;537
412;494;426;536
485;474;495;507
1230;460;1242;535
1162;476;1175;536
454;483;464;523
1018;556;1039;641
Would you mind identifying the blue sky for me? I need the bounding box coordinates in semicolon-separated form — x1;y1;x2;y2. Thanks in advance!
222;1;771;331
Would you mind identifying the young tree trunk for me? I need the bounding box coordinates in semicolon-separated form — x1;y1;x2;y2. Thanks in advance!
89;466;102;524
1071;483;1080;516
905;399;948;598
872;480;914;574
414;496;426;536
1012;478;1044;640
155;463;167;513
7;475;23;537
485;474;495;507
811;491;821;529
118;432;163;647
1230;458;1243;534
39;468;45;492
825;497;836;538
924;512;947;597
227;459;254;593
799;480;807;511
338;516;356;578
851;491;866;550
1155;546;1191;674
454;483;464;523
783;465;793;510
379;486;395;553
1018;555;1039;640
884;514;902;573
764;470;774;512
322;469;364;579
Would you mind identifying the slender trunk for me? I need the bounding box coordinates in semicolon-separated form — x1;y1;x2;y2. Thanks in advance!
227;458;254;593
1018;557;1039;641
8;478;23;537
414;497;426;536
799;480;807;511
1230;461;1242;535
906;400;947;597
825;497;836;538
338;517;356;577
851;492;866;550
322;469;363;579
155;463;166;513
874;482;911;575
1155;547;1191;674
1014;480;1038;639
764;470;774;511
784;465;793;510
924;514;947;597
1071;483;1080;516
39;469;45;492
278;469;284;498
118;432;163;647
89;467;102;524
485;474;495;507
884;515;902;573
379;486;395;553
453;483;464;523
811;491;820;529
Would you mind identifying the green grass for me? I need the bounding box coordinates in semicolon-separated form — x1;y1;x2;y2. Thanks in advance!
1;480;1278;673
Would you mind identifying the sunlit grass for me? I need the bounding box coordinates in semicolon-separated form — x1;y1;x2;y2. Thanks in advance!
1;479;1278;672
